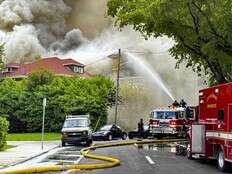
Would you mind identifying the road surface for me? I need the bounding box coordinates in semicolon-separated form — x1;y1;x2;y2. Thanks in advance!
79;142;230;174
1;141;231;174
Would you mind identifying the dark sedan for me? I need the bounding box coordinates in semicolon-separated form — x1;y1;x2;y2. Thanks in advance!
92;124;127;141
128;125;150;139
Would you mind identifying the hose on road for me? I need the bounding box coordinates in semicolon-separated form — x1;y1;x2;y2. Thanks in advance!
0;139;186;174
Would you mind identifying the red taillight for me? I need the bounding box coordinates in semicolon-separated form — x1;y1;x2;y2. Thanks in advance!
150;119;159;127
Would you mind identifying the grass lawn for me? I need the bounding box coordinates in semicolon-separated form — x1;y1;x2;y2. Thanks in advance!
6;133;61;141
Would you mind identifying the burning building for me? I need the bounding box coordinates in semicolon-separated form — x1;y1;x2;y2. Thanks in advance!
0;57;91;79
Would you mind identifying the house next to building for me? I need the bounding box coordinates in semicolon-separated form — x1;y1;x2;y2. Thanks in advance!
0;57;91;79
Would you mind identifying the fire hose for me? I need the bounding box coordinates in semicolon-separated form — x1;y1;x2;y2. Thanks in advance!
0;139;186;174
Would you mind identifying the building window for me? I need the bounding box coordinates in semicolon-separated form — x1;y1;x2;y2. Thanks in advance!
73;66;84;74
73;66;78;73
78;66;84;73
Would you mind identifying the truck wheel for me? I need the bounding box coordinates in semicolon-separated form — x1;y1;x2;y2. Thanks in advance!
62;141;66;147
186;143;192;159
217;149;230;172
186;138;192;159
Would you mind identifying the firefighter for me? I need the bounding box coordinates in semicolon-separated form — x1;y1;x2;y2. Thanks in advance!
172;100;180;107
180;99;187;108
138;118;144;139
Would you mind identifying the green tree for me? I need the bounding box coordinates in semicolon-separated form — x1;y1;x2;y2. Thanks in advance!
107;0;232;84
26;70;54;91
0;78;24;132
0;116;9;150
0;71;116;133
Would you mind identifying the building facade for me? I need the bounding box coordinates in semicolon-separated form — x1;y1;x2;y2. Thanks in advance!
0;57;91;79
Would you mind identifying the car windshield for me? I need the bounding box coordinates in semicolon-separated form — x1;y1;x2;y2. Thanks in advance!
151;111;178;119
100;125;112;131
63;119;88;128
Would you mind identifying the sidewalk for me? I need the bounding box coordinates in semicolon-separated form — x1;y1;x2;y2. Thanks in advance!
0;141;59;169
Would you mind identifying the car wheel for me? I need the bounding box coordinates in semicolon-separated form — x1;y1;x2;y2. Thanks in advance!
86;139;93;147
122;133;127;140
62;141;66;147
108;134;112;141
217;149;230;172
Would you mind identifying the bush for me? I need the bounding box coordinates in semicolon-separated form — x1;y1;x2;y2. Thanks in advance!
0;116;9;150
0;71;116;133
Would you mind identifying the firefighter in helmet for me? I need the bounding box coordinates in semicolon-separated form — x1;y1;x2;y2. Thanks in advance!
180;99;187;108
172;100;180;107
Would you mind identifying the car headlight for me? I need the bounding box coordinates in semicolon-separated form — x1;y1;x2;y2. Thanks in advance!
62;132;67;137
103;132;108;135
82;131;88;136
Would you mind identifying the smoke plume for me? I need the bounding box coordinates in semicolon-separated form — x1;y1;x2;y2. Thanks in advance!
0;0;87;62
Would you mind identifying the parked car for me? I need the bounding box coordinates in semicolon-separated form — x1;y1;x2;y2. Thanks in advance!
92;124;127;141
61;115;93;146
128;125;150;139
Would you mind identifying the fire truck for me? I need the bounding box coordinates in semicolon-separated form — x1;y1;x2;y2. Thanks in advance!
149;105;195;138
187;82;232;172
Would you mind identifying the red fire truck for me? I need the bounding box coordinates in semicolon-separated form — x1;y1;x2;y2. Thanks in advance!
187;82;232;172
149;106;195;138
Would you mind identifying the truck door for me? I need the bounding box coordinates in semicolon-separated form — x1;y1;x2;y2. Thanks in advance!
227;104;232;158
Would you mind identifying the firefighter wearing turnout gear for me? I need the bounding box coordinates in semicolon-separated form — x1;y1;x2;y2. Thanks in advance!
138;118;144;139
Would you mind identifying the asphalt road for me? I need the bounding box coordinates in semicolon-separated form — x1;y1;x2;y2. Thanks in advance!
2;141;231;174
79;142;231;174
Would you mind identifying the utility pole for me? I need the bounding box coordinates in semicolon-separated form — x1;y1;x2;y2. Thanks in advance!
114;49;121;124
41;98;46;150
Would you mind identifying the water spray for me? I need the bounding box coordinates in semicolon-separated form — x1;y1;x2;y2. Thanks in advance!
123;51;175;101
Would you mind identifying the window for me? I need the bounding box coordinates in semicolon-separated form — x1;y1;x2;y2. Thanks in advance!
151;111;177;119
78;66;84;73
73;66;84;73
63;119;88;128
73;66;78;73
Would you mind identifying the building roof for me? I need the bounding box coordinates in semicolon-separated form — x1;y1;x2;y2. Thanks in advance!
5;62;20;68
1;57;91;78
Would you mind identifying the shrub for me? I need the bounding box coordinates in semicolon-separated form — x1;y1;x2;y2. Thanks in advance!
0;116;9;150
0;72;116;133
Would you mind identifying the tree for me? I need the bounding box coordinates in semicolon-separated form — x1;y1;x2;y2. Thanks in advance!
0;78;24;132
107;0;232;84
0;72;116;132
26;70;54;91
0;116;9;151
